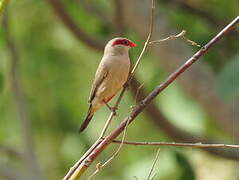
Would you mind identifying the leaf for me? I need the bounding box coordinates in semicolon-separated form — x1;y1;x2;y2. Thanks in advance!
217;55;239;100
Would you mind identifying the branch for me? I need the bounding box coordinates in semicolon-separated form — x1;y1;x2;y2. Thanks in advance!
3;12;43;180
64;13;239;180
130;77;239;160
111;140;239;149
47;0;105;51
149;30;201;47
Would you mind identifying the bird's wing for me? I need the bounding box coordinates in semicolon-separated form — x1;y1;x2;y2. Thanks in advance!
88;63;108;103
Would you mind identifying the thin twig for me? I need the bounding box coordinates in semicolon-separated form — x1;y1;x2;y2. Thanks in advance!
150;30;201;47
134;82;145;105
63;15;239;179
130;0;155;77
146;149;160;180
111;140;239;149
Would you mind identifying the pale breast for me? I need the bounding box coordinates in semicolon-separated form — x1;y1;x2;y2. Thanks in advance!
96;54;130;100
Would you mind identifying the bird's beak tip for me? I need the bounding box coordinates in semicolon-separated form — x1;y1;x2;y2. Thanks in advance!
130;42;137;47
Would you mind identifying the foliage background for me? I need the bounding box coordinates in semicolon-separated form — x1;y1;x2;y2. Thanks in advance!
0;0;239;179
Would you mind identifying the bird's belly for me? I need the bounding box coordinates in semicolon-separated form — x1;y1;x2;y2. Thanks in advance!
97;65;129;102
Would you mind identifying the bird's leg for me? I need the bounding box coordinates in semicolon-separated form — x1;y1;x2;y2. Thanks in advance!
103;100;118;115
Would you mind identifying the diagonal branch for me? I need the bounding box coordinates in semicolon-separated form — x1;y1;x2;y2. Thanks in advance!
63;14;239;180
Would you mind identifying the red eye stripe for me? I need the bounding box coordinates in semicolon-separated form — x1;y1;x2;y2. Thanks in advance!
112;39;136;47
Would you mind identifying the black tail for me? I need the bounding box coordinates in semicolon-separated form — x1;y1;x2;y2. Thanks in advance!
79;106;94;133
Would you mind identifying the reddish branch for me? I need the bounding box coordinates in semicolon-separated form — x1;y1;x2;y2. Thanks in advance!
64;16;239;179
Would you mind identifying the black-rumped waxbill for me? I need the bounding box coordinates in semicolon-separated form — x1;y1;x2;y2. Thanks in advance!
79;37;136;132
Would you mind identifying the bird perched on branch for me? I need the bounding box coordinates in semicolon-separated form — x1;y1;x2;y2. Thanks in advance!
79;37;136;132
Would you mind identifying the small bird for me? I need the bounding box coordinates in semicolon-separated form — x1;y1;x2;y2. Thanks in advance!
79;37;136;132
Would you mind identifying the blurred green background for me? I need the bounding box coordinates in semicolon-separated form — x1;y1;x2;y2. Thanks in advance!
0;0;239;179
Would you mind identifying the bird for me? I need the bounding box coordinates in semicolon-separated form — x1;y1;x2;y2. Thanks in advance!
79;37;136;132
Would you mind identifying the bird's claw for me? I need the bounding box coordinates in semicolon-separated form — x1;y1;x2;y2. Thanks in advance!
110;107;118;116
104;101;118;115
107;106;118;115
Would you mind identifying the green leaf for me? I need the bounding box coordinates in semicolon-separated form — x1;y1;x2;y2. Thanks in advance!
217;55;239;100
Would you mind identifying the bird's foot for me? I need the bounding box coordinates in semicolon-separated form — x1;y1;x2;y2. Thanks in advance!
110;107;118;116
104;101;118;115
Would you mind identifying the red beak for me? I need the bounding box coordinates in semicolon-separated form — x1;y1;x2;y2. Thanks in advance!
129;41;137;47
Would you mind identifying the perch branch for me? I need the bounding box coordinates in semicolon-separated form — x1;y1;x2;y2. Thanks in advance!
63;15;239;179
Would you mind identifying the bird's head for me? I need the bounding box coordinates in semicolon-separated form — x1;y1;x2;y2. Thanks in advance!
104;37;136;55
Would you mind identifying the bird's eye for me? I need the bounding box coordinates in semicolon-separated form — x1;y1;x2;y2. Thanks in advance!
123;40;128;45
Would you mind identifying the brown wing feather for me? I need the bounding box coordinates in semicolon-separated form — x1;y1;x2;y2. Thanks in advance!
88;64;108;103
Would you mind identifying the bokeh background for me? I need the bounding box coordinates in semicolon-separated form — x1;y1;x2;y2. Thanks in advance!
0;0;239;179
